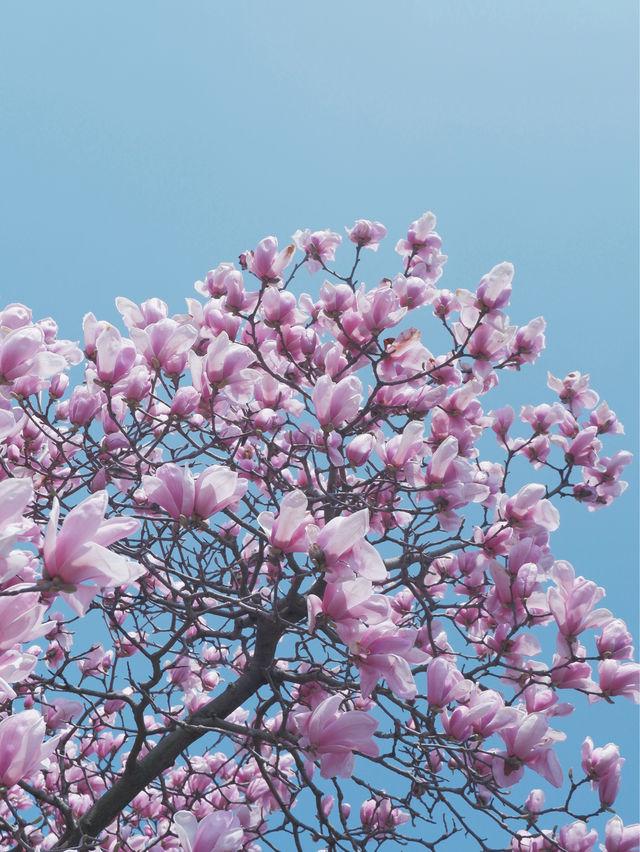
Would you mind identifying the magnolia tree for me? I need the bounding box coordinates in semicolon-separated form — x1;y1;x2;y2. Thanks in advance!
0;212;637;852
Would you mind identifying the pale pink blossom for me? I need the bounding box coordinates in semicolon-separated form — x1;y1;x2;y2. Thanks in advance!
0;592;52;651
345;219;387;250
258;490;311;553
292;693;379;779
173;809;244;852
360;796;409;835
493;712;565;788
141;464;246;523
557;821;598;852
244;236;295;283
426;657;470;711
594;660;640;704
476;262;514;311
42;491;143;615
547;371;599;413
0;478;34;557
350;620;424;699
0;710;61;786
0;326;66;385
129;318;198;375
94;326;137;385
307;509;387;582
312;374;362;428
292;228;342;274
602;816;640;852
581;737;624;806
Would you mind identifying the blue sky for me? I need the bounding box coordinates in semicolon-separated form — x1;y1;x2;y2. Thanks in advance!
1;0;638;842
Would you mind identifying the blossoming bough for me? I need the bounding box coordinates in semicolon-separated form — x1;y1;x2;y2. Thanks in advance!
0;212;637;852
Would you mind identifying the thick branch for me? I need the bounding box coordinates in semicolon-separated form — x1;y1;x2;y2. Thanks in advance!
53;616;281;850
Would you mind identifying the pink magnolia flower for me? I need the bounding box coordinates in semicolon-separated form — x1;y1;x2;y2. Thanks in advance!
193;332;258;405
0;709;61;787
141;464;247;523
350;620;425;700
426;657;471;711
129;318;198;375
395;211;442;256
307;509;387;583
115;296;168;330
596;619;634;661
0;325;66;386
493;712;565;788
173;809;244;852
94;326;138;385
346;219;387;251
602;816;640;852
258;490;311;553
312;374;362;429
292;693;379;779
194;262;245;299
594;660;640;704
548;561;611;641
581;737;624;806
360;796;409;835
0;592;52;651
292;228;342;274
307;577;391;642
557;821;598;852
524;788;545;817
42;491;143;615
244;236;295;284
497;484;560;535
547;371;599;413
0;477;34;556
476;262;514;311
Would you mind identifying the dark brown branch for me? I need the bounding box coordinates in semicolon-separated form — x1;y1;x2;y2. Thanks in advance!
53;615;281;850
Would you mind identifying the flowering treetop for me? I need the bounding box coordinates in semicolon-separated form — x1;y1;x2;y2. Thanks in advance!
0;212;637;852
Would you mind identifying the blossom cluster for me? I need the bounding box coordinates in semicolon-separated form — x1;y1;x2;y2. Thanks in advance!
0;214;636;852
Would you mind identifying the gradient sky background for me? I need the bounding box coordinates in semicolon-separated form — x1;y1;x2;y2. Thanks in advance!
1;0;638;844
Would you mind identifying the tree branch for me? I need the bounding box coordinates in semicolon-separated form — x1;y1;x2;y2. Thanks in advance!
53;615;281;850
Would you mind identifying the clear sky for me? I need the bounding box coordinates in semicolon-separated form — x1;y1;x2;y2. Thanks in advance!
1;0;638;841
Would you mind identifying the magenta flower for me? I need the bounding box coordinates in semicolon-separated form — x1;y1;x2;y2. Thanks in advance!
307;509;387;583
346;219;387;251
292;228;342;274
548;561;611;640
581;737;624;805
0;592;52;651
194;332;258;404
94;326;137;385
360;796;409;835
603;816;640;852
141;464;246;523
258;489;311;553
0;477;34;557
0;710;61;787
312;374;362;429
557;821;598;852
115;296;168;330
595;660;640;704
42;491;143;615
129;318;198;375
245;236;295;284
293;693;379;779
0;325;66;385
476;261;514;311
426;657;470;711
493;712;564;788
351;620;424;700
173;809;244;852
547;371;599;413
